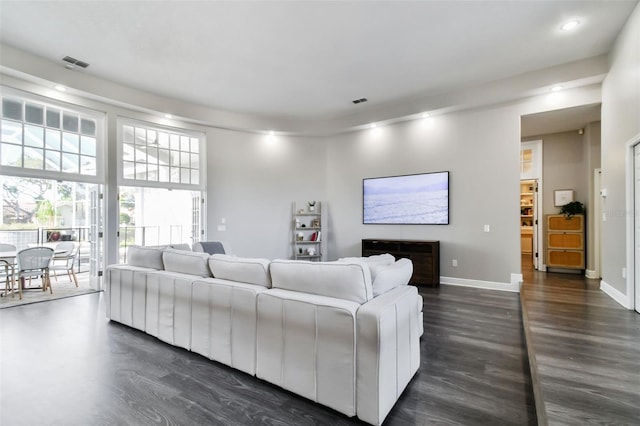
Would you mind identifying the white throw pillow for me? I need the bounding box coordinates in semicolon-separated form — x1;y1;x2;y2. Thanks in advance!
270;259;373;304
371;258;413;297
208;254;271;288
127;245;165;270
338;253;395;281
162;248;211;277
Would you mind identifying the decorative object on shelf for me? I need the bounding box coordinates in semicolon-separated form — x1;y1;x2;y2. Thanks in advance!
308;200;316;212
554;189;574;207
559;201;585;218
296;232;304;241
311;218;320;228
307;248;316;256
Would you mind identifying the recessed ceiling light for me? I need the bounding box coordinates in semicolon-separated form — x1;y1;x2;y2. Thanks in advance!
54;85;67;92
560;20;579;31
268;130;275;136
421;112;430;119
370;123;377;129
164;114;173;119
551;85;563;92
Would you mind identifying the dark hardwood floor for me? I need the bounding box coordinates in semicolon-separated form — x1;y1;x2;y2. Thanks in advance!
1;286;536;425
521;255;640;426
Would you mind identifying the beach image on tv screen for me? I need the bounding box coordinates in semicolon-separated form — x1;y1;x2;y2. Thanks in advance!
363;172;449;224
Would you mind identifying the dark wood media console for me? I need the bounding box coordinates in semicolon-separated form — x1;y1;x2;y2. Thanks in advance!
362;239;440;287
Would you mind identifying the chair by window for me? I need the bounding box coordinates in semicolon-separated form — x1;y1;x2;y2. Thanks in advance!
0;243;17;298
16;247;55;300
50;242;79;287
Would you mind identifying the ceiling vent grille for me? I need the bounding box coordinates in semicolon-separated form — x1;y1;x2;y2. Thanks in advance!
352;97;368;104
62;56;90;69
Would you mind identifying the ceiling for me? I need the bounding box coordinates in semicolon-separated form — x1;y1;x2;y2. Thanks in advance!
0;1;637;127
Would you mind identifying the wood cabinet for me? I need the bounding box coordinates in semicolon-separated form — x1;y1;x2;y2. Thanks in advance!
546;214;584;270
362;239;440;286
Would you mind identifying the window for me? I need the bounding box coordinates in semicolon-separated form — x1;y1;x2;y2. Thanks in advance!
1;94;100;179
119;120;204;188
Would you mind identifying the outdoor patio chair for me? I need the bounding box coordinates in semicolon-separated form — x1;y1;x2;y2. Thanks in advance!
16;247;54;300
0;243;17;298
50;242;79;287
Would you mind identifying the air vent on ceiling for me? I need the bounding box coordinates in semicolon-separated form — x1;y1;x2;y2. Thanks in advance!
352;97;368;104
62;56;90;69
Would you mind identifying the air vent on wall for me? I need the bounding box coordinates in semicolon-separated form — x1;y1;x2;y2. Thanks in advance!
352;97;368;104
62;56;90;69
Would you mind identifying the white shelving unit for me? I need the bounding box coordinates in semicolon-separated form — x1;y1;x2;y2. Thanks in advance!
292;201;325;261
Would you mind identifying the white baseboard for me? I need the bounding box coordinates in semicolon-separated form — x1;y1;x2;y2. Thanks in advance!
440;275;520;293
600;279;633;309
585;269;599;279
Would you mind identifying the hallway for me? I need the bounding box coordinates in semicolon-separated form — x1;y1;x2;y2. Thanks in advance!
520;257;640;425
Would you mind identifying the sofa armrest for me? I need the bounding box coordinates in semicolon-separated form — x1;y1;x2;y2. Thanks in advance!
356;285;421;426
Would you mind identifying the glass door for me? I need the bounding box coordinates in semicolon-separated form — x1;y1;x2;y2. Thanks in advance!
89;186;103;290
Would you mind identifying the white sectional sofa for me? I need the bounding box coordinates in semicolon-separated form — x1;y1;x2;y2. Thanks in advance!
105;246;423;426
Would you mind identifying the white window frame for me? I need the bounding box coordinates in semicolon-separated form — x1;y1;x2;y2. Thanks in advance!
0;86;105;184
117;117;206;191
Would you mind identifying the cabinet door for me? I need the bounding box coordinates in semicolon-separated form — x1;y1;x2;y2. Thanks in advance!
547;232;584;249
548;215;583;231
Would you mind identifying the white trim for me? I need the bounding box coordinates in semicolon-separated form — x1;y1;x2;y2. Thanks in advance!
593;168;602;279
626;132;640;312
440;275;520;293
585;269;598;279
600;279;633;309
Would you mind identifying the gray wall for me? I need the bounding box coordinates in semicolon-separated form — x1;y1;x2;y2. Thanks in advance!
601;2;640;296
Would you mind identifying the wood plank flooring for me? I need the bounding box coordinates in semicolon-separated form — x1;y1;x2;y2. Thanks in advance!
521;257;640;426
0;286;536;425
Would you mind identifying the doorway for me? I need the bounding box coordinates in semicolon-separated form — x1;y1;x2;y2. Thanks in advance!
520;140;542;271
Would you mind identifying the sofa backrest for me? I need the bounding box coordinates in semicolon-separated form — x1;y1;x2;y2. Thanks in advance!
208;254;271;288
127;245;165;270
269;260;373;304
162;248;211;277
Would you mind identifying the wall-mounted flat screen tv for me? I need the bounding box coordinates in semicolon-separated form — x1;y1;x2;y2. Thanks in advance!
363;171;449;224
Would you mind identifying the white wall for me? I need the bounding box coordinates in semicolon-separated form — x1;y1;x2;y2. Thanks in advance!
601;2;640;296
205;128;327;259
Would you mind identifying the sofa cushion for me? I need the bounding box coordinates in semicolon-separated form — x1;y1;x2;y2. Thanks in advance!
162;248;211;277
338;253;395;282
371;258;413;297
127;245;165;270
169;243;192;251
208;254;271;288
269;260;373;304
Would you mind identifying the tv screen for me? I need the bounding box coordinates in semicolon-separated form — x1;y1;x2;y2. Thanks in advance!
363;171;449;224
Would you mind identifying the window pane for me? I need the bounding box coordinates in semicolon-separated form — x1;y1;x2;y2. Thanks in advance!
46;108;61;128
24;147;44;169
80;136;96;156
180;152;190;167
158;148;170;165
135;162;147;180
122;143;135;162
158;132;169;148
190;153;199;168
158;165;170;182
2;99;23;120
191;169;199;185
170;167;180;183
45;150;61;171
80;118;96;135
170;134;179;150
190;137;199;153
80;155;96;175
25;103;44;124
147;130;156;145
45;129;61;150
1;120;22;144
123;161;135;179
135;145;147;162
62;113;79;132
62;133;80;153
180;136;190;151
147;164;158;181
181;168;190;184
62;152;79;173
135;127;146;144
0;142;22;166
123;125;134;143
24;125;44;148
147;146;158;164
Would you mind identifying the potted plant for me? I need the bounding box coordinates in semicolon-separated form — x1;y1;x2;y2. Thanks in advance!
308;200;316;212
559;201;585;218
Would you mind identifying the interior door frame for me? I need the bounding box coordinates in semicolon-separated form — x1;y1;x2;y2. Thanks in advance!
625;132;640;312
521;140;544;270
